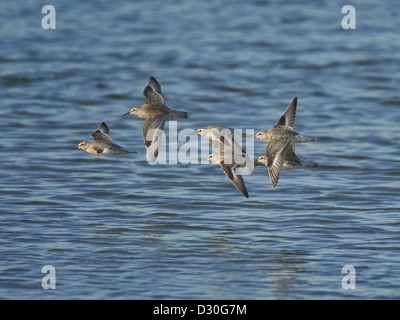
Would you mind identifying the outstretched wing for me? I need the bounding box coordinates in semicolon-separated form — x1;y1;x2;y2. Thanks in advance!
143;76;165;106
143;116;166;163
265;138;291;187
231;170;249;199
275;97;297;128
284;143;301;164
219;162;249;199
91;122;114;142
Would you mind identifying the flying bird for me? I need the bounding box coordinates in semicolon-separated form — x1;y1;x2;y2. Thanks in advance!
254;97;317;187
255;142;318;187
123;76;188;163
206;152;250;199
72;122;136;156
197;126;252;198
254;97;317;144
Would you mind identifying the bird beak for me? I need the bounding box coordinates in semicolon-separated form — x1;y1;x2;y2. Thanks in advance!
71;146;79;150
122;111;131;116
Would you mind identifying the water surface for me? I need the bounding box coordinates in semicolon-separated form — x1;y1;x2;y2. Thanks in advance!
1;0;399;299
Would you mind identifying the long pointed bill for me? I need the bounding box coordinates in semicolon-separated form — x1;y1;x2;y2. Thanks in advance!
71;146;79;150
254;160;263;166
122;111;131;116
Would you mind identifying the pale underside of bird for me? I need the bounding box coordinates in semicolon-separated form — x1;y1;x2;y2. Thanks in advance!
195;126;251;157
123;76;188;163
254;97;317;144
254;97;318;187
197;126;253;198
73;122;136;156
207;152;249;199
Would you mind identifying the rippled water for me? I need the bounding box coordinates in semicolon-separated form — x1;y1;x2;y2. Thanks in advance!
1;0;400;299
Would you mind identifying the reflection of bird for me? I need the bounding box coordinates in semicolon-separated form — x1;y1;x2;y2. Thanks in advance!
207;153;249;199
254;97;317;144
255;142;318;187
72;122;136;156
254;97;317;187
123;76;188;163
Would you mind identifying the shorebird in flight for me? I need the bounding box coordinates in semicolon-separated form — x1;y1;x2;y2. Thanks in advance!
254;97;317;187
123;76;188;163
72;122;136;156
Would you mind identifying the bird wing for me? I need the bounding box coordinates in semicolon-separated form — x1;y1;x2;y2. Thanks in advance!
232;172;249;199
143;76;165;106
99;145;119;156
284;143;301;164
92;144;104;155
219;161;249;198
91;122;114;142
275;97;297;129
219;160;235;181
265;138;291;187
143;115;166;163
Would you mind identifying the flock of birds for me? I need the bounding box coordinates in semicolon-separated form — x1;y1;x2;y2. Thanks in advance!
73;76;318;198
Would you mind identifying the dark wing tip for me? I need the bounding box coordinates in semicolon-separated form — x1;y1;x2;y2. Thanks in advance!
276;97;298;128
98;122;110;134
268;169;279;188
147;76;162;93
143;81;165;105
233;174;249;198
220;162;235;181
91;122;113;141
143;85;154;96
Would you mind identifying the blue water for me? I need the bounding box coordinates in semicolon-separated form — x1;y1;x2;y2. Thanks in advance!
1;0;399;299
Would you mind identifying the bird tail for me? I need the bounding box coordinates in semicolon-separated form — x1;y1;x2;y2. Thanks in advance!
176;110;189;119
123;148;137;154
305;160;318;168
294;134;317;143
